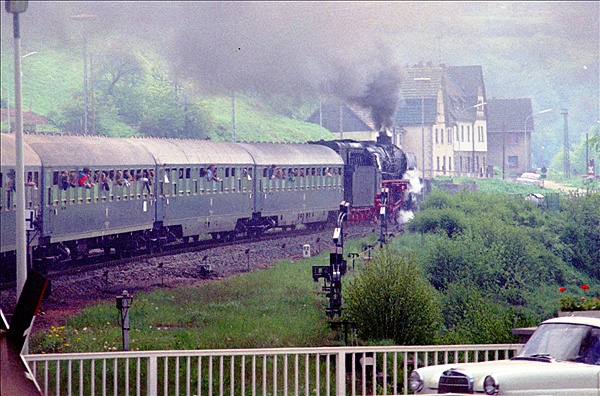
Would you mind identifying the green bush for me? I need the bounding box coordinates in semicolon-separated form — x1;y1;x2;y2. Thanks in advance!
439;281;533;344
344;249;442;345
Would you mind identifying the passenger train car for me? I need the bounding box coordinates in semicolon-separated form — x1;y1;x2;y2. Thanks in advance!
1;133;346;274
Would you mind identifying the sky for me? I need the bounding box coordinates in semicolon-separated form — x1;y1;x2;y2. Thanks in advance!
2;1;598;137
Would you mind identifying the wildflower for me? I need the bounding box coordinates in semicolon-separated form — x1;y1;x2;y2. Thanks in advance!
581;284;590;291
64;343;70;347
559;287;566;292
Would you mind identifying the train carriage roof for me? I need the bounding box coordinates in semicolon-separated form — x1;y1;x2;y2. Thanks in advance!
235;142;344;166
0;133;42;167
129;138;254;165
22;134;155;167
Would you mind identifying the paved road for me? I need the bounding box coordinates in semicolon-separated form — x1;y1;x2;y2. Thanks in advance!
542;180;579;192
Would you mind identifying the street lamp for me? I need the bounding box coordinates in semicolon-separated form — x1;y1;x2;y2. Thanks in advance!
70;14;97;134
459;102;487;176
524;108;552;171
414;77;431;200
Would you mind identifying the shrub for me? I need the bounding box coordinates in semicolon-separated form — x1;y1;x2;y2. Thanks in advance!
344;249;442;345
439;281;532;344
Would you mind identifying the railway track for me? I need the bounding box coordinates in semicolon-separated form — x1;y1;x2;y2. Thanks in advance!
0;223;377;312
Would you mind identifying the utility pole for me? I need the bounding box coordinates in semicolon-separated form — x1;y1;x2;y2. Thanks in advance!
6;0;29;302
231;91;236;142
502;121;506;180
562;109;570;178
70;14;97;134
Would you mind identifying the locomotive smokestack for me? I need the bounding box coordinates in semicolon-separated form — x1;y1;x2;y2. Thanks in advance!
377;127;392;145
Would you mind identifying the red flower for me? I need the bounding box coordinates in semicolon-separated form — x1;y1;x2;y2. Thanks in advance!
559;287;567;292
582;297;586;301
581;284;590;291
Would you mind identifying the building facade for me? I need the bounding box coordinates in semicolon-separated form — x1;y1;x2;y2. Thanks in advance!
307;63;537;181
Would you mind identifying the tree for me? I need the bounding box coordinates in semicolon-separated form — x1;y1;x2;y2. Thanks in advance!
344;249;442;345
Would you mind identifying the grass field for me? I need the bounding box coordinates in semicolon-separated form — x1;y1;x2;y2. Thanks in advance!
31;237;379;354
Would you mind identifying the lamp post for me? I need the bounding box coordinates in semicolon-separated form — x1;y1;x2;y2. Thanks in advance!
463;102;487;177
70;14;96;134
414;77;431;200
524;108;551;171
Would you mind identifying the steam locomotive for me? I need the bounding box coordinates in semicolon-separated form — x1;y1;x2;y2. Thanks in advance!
0;132;413;275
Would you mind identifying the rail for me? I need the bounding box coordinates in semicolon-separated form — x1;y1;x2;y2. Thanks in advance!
25;343;524;396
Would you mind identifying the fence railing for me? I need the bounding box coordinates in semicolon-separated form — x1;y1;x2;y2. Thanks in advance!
25;343;524;396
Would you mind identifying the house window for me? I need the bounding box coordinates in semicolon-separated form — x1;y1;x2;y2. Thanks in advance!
448;157;452;171
447;128;452;144
508;156;519;168
461;126;464;142
467;125;470;142
435;129;439;144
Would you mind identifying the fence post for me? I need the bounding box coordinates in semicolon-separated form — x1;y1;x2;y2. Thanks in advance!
336;351;346;396
147;356;158;396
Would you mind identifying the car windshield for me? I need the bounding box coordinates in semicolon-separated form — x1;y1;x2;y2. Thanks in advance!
517;323;600;365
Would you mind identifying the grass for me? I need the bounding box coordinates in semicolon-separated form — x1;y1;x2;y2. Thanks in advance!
205;95;333;143
31;250;350;353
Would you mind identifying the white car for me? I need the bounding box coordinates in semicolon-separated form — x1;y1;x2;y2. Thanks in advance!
516;172;543;187
409;316;600;395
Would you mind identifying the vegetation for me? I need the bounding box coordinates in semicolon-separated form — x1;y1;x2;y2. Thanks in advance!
30;185;599;352
344;249;442;345
31;257;335;353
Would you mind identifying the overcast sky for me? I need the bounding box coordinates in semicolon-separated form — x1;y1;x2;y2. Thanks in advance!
2;1;598;121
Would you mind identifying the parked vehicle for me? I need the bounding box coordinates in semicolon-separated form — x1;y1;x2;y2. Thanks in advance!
409;316;600;395
516;172;543;187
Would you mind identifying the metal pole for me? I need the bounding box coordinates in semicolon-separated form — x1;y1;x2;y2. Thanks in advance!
12;11;27;301
421;93;425;198
562;109;570;178
90;52;96;135
339;105;343;140
5;73;10;133
83;35;88;134
502;121;506;180
586;131;589;175
319;100;322;140
231;91;236;142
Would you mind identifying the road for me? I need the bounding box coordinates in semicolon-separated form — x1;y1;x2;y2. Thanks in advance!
542;180;579;192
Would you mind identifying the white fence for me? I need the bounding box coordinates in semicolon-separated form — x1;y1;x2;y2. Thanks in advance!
25;344;523;396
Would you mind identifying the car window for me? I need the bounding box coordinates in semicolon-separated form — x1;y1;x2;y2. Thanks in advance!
519;323;599;364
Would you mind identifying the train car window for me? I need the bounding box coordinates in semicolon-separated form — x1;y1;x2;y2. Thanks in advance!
53;171;59;185
225;168;230;178
231;167;236;178
194;180;198;195
179;168;184;179
0;172;2;188
263;168;268;178
186;168;191;179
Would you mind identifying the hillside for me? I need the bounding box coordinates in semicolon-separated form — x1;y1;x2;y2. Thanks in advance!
0;40;333;142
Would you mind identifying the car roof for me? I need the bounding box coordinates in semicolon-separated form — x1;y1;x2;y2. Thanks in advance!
1;133;42;167
129;138;255;165
541;316;600;327
23;134;156;167
235;142;344;166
